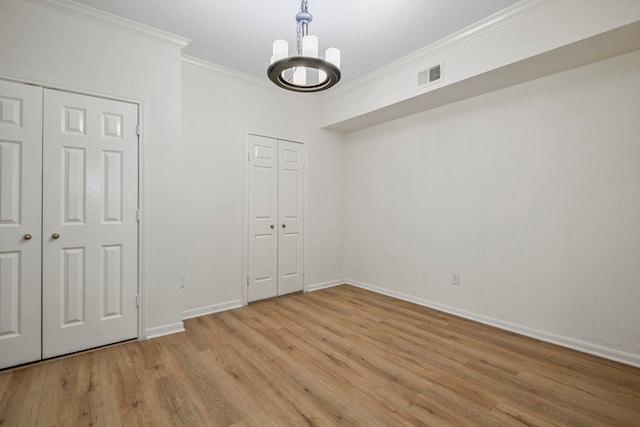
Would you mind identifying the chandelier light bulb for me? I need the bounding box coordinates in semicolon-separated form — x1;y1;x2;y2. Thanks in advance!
326;47;341;68
302;35;319;58
272;39;289;62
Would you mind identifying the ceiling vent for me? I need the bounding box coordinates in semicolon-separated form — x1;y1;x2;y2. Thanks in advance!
418;62;443;88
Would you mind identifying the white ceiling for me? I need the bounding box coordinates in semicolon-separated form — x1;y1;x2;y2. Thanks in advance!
71;0;521;84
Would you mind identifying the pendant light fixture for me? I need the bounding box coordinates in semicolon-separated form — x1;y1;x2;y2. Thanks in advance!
268;0;341;93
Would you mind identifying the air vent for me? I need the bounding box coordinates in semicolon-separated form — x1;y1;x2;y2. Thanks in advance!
418;63;443;87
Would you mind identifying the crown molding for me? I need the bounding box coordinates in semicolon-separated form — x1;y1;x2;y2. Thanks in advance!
23;0;190;49
181;55;319;101
182;55;270;88
319;0;559;101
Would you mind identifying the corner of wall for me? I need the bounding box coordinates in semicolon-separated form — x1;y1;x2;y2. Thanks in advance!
145;321;186;340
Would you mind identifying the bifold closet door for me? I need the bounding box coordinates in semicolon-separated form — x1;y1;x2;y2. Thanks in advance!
247;134;305;302
248;135;279;302
42;89;139;359
0;80;43;369
276;140;304;296
0;82;139;368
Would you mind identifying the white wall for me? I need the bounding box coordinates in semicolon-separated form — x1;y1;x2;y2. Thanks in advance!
344;50;640;365
180;59;345;317
320;0;640;132
0;0;186;336
4;0;637;368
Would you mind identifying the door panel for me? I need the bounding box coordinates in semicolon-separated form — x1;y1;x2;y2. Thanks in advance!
63;147;86;223
62;247;85;325
42;89;138;358
0;253;20;332
277;140;304;296
102;245;124;319
247;135;278;302
0;80;43;369
0;141;21;223
103;151;124;223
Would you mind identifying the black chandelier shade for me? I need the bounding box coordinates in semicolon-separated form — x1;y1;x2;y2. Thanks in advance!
268;57;341;93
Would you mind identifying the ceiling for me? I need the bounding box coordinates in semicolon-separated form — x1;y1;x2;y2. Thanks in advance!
71;0;521;84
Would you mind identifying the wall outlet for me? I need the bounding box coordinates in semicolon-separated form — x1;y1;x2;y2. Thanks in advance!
451;272;460;286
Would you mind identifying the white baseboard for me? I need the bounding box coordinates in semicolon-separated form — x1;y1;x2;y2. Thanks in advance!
345;278;640;368
181;300;243;320
145;322;185;339
307;279;345;292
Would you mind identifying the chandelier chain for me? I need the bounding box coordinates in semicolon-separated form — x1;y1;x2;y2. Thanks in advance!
295;0;309;56
296;22;301;56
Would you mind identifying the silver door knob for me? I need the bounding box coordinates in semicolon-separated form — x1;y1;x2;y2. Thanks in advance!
282;224;286;228
51;233;60;239
23;234;32;240
270;224;275;229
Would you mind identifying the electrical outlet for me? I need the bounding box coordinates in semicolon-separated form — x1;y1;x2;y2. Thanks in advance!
451;272;460;286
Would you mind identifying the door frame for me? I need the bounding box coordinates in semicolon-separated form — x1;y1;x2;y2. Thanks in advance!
0;74;146;341
242;130;309;306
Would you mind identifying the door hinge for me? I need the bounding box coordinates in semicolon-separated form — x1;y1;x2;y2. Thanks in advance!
248;152;250;162
136;123;141;136
247;276;249;286
136;295;141;307
136;209;142;221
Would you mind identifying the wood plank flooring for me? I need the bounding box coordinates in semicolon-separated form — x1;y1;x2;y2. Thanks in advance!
1;285;639;426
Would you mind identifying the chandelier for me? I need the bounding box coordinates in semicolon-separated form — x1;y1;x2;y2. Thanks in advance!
267;0;341;93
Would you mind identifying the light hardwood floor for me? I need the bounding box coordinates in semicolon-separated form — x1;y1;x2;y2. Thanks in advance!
1;285;639;426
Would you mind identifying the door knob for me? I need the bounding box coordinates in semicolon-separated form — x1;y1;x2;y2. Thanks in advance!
281;224;286;228
51;233;60;239
270;224;275;229
23;234;32;240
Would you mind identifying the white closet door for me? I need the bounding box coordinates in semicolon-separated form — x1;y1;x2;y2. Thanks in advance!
247;134;305;302
42;89;139;358
277;140;305;296
0;80;43;369
247;134;279;302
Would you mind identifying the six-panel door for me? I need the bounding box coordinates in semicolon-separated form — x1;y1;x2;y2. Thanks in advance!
0;80;43;369
42;89;139;359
